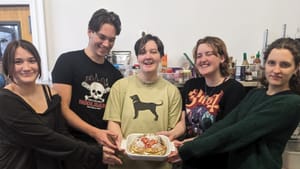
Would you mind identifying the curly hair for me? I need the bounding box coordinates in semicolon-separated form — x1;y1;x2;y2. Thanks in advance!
260;37;300;94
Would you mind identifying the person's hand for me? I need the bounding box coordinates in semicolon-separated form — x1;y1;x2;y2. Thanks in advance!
167;148;182;164
93;129;119;149
172;140;184;148
102;145;123;165
156;131;175;141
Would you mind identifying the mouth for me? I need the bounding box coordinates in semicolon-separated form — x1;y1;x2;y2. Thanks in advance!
199;62;210;68
96;44;109;53
143;59;154;66
269;74;282;81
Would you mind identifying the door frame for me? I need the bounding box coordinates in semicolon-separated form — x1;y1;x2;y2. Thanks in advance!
0;0;48;83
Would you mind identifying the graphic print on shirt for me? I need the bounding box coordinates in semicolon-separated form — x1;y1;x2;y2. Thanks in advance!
79;75;110;110
185;88;224;137
130;94;163;121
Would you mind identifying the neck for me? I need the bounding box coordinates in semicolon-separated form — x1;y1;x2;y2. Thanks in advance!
9;83;38;97
267;85;290;95
205;74;226;87
84;48;105;64
138;72;159;84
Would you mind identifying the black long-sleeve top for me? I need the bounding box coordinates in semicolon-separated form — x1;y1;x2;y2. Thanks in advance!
0;88;102;169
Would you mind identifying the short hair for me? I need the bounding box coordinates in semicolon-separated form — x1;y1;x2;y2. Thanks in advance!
88;8;121;35
193;36;230;77
2;40;42;82
134;34;164;57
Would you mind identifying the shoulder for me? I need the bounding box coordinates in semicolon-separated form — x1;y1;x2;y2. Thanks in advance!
224;78;244;87
184;77;205;88
56;50;85;62
103;60;123;76
39;84;59;97
222;79;245;91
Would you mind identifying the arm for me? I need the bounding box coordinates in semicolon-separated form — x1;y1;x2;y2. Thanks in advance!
157;110;186;141
0;95;102;162
179;95;300;161
52;83;117;149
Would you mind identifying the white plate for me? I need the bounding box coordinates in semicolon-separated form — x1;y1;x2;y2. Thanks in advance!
121;133;175;161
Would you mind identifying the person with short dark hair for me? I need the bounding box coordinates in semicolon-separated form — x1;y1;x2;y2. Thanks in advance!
103;34;183;169
51;8;123;169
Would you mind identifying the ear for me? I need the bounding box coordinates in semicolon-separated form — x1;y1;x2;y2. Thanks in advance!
87;29;93;38
219;55;225;63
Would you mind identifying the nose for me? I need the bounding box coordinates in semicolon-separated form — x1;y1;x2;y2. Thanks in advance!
21;61;33;71
272;64;281;73
102;38;112;48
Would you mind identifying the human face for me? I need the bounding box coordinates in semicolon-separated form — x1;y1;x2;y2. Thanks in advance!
137;40;161;74
195;43;224;77
12;47;39;85
88;23;116;58
265;48;297;93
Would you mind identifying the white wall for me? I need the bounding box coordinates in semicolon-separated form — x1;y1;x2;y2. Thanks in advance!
44;0;300;70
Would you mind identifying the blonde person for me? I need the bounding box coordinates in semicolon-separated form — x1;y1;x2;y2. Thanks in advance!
168;37;300;169
103;34;183;169
0;40;121;169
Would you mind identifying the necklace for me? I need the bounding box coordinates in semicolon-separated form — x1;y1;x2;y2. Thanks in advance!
204;77;227;100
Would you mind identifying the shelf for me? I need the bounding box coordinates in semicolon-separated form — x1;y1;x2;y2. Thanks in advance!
238;81;260;87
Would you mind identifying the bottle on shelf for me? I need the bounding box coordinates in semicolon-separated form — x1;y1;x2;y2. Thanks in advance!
240;52;250;81
161;54;168;73
251;51;262;80
242;52;249;66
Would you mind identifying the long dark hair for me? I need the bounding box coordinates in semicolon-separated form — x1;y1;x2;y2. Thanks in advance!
2;39;42;82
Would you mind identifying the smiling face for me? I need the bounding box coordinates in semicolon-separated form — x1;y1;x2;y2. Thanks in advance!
137;40;161;75
195;43;225;78
265;48;297;93
87;23;116;60
12;47;39;85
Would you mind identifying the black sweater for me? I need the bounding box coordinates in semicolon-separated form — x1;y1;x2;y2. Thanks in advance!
0;88;102;169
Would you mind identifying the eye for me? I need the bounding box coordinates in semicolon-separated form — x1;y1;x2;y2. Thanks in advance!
138;49;146;55
14;59;24;65
150;50;158;54
267;60;276;66
196;53;203;59
29;58;37;64
279;62;291;68
205;51;215;56
97;33;115;43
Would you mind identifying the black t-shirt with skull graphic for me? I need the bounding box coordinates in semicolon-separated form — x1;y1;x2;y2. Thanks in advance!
181;77;246;169
52;49;123;142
